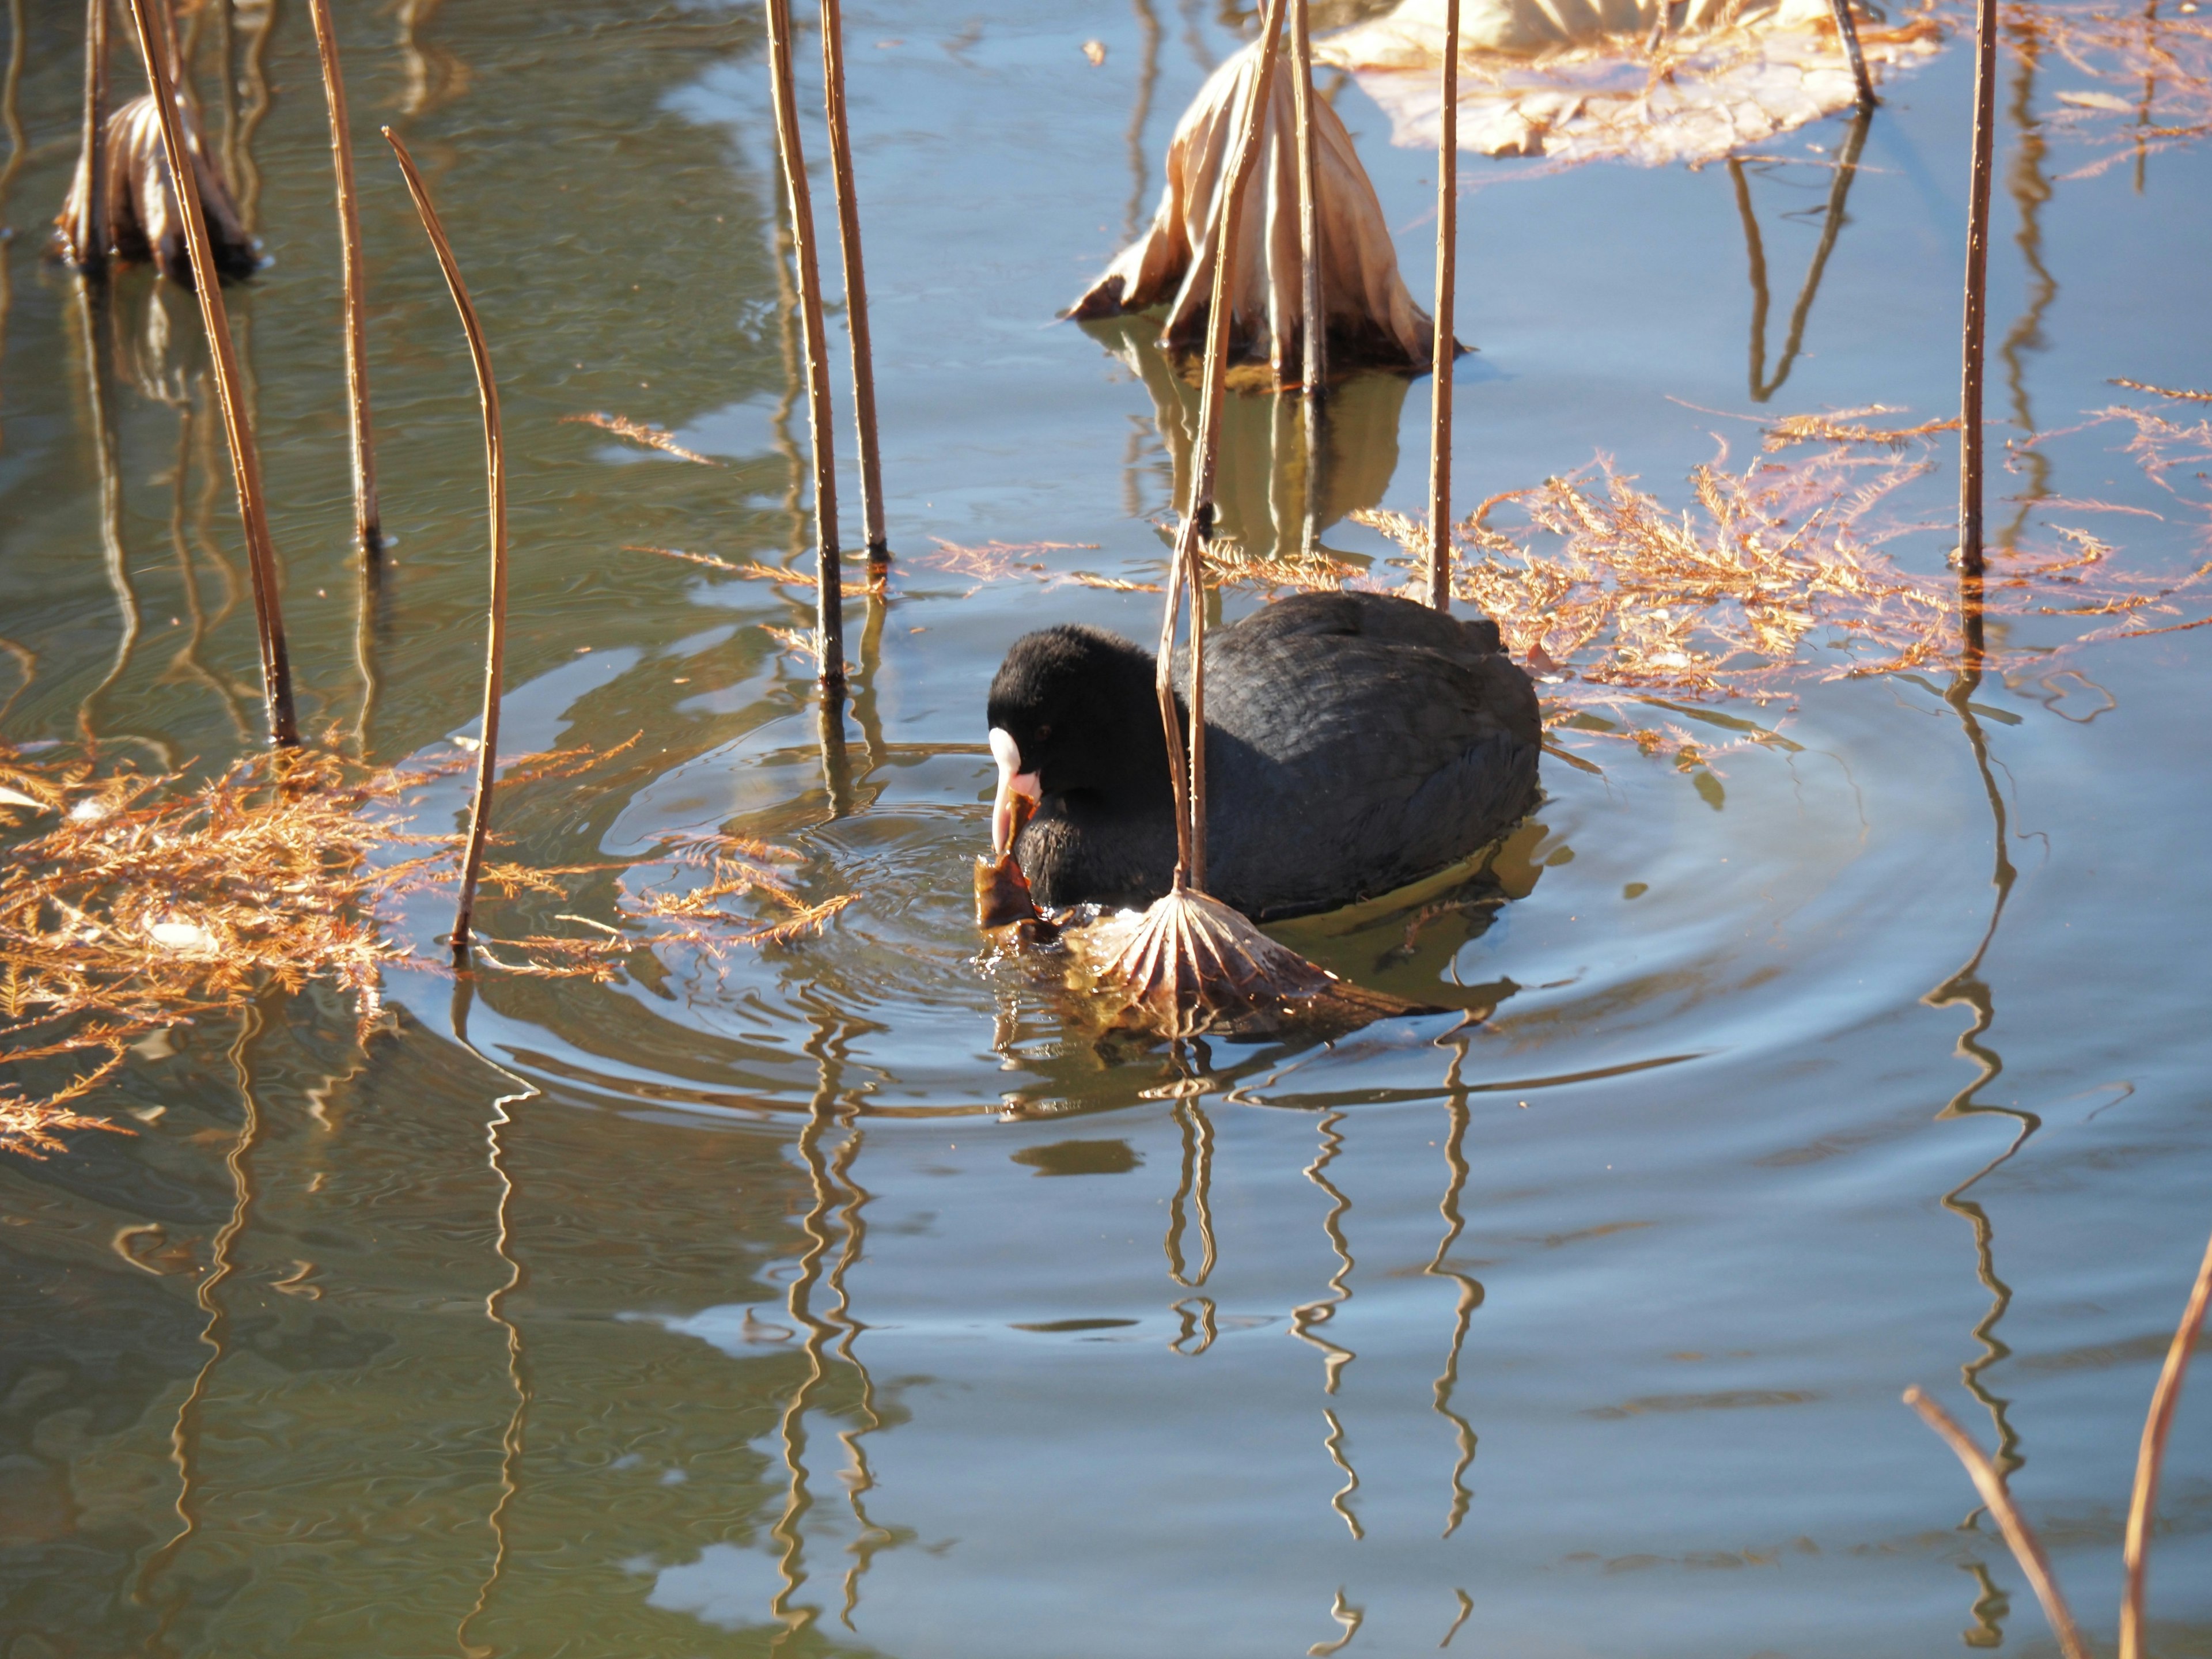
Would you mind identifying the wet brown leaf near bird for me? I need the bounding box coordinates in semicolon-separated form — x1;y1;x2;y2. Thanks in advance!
563;411;720;465
56;93;257;285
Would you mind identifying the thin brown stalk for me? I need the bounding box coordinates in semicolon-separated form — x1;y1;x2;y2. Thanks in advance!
1425;0;1460;612
122;0;296;747
766;0;844;688
65;0;107;272
306;0;380;558
1958;0;1998;577
1291;0;1323;397
1903;1387;2091;1659
2119;1226;2212;1659
1829;0;1878;112
1156;0;1290;891
820;0;886;566
382;128;504;956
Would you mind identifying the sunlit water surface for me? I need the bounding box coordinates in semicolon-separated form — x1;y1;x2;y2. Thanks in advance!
2;2;2210;1655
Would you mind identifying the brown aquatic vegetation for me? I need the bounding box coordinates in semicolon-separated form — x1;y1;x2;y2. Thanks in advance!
624;544;876;596
1759;404;1963;450
562;411;719;467
916;538;1101;580
1351;424;2211;706
0;742;859;1157
2021;0;2212;179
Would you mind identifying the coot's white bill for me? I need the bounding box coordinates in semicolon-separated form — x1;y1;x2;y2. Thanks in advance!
990;726;1041;855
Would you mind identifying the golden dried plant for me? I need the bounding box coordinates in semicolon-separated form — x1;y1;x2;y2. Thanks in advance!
2023;0;2212;180
562;411;719;466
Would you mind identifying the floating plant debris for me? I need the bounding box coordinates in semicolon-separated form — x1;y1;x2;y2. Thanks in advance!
562;411;720;465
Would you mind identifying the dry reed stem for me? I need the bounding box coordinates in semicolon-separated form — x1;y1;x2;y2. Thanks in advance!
1157;0;1290;892
383;127;505;956
1959;0;1998;577
122;0;296;747
561;411;719;465
765;0;844;689
1828;0;1877;111
819;0;887;563
1903;1387;2092;1659
63;0;107;272
2120;1226;2212;1659
1425;0;1459;612
306;0;378;557
1291;0;1324;397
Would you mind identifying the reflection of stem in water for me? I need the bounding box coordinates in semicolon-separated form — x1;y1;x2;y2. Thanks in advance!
1165;1098;1217;1291
2;0;24;443
137;998;270;1654
826;1119;894;1630
1426;1093;1481;1537
1292;1112;1355;1392
1728;111;1870;405
1959;1558;2012;1649
772;225;806;565
2133;2;2157;196
1998;27;2055;551
1320;1410;1363;1542
0;637;32;728
396;0;449;119
451;979;537;1659
165;382;253;740
234;0;276;234
771;1094;839;1654
1308;1585;1363;1655
1926;611;2033;1491
72;277;142;752
1126;0;1161;241
1440;1587;1474;1649
1178;0;1215;71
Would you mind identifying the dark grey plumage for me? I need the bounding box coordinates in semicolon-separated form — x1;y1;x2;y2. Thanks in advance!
986;590;1540;921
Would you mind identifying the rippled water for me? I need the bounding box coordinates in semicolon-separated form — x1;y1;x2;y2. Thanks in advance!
3;2;2210;1654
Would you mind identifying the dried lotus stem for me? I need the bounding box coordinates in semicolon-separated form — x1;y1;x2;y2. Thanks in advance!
307;0;380;558
766;0;844;688
2120;1227;2212;1659
62;0;108;271
383;127;505;956
820;0;887;567
1903;1388;2090;1659
1291;0;1323;397
1829;0;1877;113
1158;0;1289;891
1957;0;1997;578
122;0;296;747
1424;0;1459;612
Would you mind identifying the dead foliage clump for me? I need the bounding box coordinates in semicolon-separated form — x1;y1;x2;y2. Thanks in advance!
56;93;257;285
1759;404;1964;451
0;741;859;1157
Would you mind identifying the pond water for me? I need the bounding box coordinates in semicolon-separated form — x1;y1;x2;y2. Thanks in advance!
3;1;2210;1654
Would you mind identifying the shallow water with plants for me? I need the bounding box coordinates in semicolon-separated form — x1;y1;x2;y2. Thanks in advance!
3;2;2210;1654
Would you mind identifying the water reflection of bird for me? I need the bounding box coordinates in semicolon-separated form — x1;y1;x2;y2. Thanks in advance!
987;590;1540;919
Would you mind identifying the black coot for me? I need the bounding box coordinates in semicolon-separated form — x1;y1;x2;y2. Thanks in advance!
986;590;1541;921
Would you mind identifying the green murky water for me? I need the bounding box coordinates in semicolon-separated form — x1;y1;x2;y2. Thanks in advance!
3;2;2210;1654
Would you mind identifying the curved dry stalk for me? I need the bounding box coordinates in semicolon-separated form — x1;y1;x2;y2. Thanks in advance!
1425;0;1460;612
121;0;295;747
820;0;886;565
1958;0;1998;577
1903;1387;2091;1659
383;128;505;956
308;0;380;558
2119;1226;2212;1659
766;0;844;688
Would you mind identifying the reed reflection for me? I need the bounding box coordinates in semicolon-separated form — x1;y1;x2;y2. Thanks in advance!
1127;0;1162;241
69;275;145;756
1293;1112;1363;1538
1998;25;2056;551
1727;108;1872;405
452;977;535;1659
1426;1083;1480;1537
1082;314;1410;562
1;0;23;448
134;995;271;1657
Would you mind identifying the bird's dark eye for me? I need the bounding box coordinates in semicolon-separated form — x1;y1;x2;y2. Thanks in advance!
1035;724;1052;743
